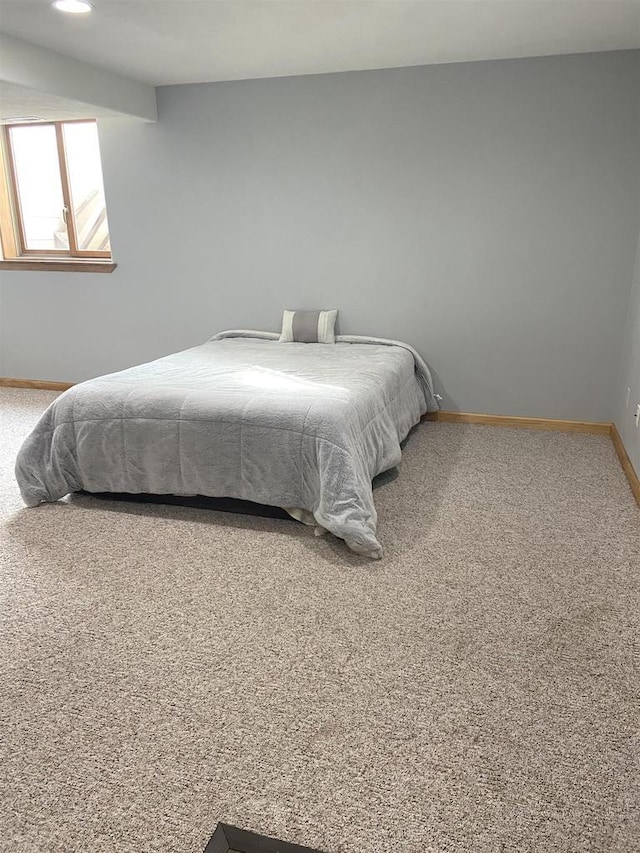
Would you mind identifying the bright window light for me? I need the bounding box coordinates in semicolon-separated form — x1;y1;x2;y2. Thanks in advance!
3;119;111;258
52;0;93;14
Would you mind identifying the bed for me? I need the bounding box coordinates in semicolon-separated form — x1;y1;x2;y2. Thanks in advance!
15;330;439;558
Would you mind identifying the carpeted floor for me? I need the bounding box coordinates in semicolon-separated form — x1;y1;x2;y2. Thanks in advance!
1;387;639;853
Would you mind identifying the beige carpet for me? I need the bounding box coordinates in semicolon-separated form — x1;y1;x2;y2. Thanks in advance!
1;388;639;853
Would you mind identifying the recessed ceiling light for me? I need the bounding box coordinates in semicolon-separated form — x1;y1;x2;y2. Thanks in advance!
52;0;93;13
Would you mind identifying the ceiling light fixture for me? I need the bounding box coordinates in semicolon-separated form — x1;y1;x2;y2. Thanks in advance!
52;0;93;13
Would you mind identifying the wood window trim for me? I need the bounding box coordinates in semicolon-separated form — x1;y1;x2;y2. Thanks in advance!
0;119;113;265
0;258;116;272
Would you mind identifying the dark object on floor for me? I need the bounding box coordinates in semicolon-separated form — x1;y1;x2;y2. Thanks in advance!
203;823;326;853
82;491;294;520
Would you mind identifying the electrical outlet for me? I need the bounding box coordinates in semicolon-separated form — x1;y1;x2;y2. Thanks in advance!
635;403;640;428
626;387;631;409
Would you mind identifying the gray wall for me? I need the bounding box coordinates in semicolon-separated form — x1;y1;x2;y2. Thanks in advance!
615;227;640;475
1;50;639;421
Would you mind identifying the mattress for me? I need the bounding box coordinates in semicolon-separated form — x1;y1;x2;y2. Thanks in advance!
15;331;438;558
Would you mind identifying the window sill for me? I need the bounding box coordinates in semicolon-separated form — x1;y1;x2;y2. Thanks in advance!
0;259;116;273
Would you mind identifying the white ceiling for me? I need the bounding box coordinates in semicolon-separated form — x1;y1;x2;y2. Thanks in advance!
0;0;639;86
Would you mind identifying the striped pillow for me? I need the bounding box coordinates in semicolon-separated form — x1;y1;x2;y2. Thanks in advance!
279;309;338;344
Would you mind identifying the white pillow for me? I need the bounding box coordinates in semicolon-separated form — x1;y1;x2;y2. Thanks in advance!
279;309;338;344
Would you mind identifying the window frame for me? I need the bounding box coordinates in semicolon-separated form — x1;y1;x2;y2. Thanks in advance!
0;118;112;264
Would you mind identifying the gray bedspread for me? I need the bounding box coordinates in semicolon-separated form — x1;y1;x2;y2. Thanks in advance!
15;332;438;558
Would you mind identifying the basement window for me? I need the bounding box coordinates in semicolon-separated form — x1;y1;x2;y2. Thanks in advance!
0;119;115;272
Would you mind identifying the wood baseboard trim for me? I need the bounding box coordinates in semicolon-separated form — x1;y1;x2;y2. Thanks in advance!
610;423;640;508
0;377;74;392
422;410;611;435
422;410;638;508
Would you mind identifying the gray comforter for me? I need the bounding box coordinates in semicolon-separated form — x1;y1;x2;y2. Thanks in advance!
15;331;438;558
